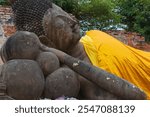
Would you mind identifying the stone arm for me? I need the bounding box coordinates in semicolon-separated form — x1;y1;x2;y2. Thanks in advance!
40;44;147;100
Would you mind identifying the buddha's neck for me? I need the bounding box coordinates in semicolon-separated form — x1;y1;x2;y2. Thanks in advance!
67;42;86;60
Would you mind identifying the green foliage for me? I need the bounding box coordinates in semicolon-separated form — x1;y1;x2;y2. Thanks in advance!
80;0;121;31
0;0;9;5
117;0;150;41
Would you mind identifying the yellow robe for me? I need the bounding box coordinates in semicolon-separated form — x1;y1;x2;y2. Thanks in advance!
80;30;150;99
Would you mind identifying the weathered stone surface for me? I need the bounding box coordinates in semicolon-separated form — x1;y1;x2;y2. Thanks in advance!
1;59;45;100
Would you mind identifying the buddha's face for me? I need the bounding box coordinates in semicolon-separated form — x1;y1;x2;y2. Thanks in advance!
43;4;81;52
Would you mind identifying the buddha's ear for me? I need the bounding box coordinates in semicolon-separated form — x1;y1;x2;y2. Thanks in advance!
39;35;56;48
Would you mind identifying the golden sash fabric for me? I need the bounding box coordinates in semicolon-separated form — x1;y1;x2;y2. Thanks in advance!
80;30;150;99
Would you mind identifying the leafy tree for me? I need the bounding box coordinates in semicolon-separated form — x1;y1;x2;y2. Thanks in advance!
117;0;150;41
0;0;9;5
80;0;120;31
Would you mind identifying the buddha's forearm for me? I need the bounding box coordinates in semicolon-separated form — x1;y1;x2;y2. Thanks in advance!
41;45;147;100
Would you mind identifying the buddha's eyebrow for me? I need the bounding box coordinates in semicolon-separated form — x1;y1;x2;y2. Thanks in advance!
56;15;78;25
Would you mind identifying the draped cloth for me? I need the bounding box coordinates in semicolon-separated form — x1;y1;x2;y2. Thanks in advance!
80;30;150;99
